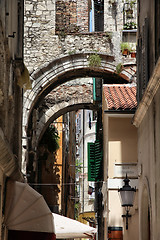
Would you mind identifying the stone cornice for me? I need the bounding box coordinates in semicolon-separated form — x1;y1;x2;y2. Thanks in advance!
133;57;160;127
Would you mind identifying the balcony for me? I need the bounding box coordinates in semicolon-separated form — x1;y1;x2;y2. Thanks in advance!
121;2;137;60
123;1;137;31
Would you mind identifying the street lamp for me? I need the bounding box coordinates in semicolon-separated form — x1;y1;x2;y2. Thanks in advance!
118;174;136;230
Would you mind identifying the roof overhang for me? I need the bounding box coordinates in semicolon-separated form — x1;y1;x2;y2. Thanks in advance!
104;110;136;118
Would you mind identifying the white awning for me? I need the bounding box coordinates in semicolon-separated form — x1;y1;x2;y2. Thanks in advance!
4;181;97;239
53;213;97;239
4;181;55;233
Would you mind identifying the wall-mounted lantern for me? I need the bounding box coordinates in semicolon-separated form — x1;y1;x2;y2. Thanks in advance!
118;174;136;230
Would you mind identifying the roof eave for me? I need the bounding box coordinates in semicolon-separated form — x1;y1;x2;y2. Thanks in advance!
104;109;136;114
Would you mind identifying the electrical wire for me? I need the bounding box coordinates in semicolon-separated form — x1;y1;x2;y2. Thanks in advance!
29;180;104;186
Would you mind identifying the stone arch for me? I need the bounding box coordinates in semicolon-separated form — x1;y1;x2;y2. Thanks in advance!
22;52;136;174
37;102;95;143
22;80;96;172
35;81;94;143
23;52;136;139
140;177;151;240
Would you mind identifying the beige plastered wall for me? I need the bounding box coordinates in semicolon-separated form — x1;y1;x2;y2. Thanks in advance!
102;93;139;240
108;117;139;240
108;117;137;176
137;85;160;240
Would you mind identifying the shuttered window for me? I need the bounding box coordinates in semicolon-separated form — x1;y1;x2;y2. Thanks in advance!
94;140;103;179
88;140;103;181
88;142;95;181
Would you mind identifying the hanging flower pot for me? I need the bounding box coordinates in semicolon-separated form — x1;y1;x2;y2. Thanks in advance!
126;8;133;19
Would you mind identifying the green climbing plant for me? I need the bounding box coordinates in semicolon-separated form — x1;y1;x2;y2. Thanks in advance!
88;53;101;67
40;125;60;153
116;63;123;74
75;159;82;173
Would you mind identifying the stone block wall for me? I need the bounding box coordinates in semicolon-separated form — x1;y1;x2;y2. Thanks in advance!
56;0;89;34
0;1;23;153
24;0;112;73
24;0;137;73
56;0;78;34
104;0;124;32
77;0;89;32
24;17;113;73
0;1;25;237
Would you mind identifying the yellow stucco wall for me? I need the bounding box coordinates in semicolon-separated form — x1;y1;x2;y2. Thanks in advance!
54;116;63;210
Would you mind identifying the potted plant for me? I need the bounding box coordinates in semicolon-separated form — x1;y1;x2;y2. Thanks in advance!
120;42;131;56
130;46;136;58
130;52;136;58
123;21;137;30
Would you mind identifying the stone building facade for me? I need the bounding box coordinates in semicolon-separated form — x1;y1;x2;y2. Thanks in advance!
0;0;24;239
24;0;129;73
133;0;160;239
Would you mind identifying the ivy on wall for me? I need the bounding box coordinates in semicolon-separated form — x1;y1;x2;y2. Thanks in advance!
40;125;60;153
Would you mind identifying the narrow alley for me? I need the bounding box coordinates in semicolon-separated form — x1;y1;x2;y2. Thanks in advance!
0;1;159;240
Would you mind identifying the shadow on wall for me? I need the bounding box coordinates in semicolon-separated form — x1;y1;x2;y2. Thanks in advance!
27;126;61;213
141;185;150;240
40;150;61;213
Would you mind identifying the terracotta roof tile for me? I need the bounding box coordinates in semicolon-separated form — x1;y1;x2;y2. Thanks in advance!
103;85;137;110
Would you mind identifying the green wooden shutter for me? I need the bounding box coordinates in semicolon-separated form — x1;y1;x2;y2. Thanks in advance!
88;140;103;181
88;142;95;181
95;140;103;181
93;78;102;102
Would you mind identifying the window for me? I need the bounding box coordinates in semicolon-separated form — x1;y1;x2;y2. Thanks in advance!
123;1;137;30
88;140;103;181
89;0;104;32
94;0;104;32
